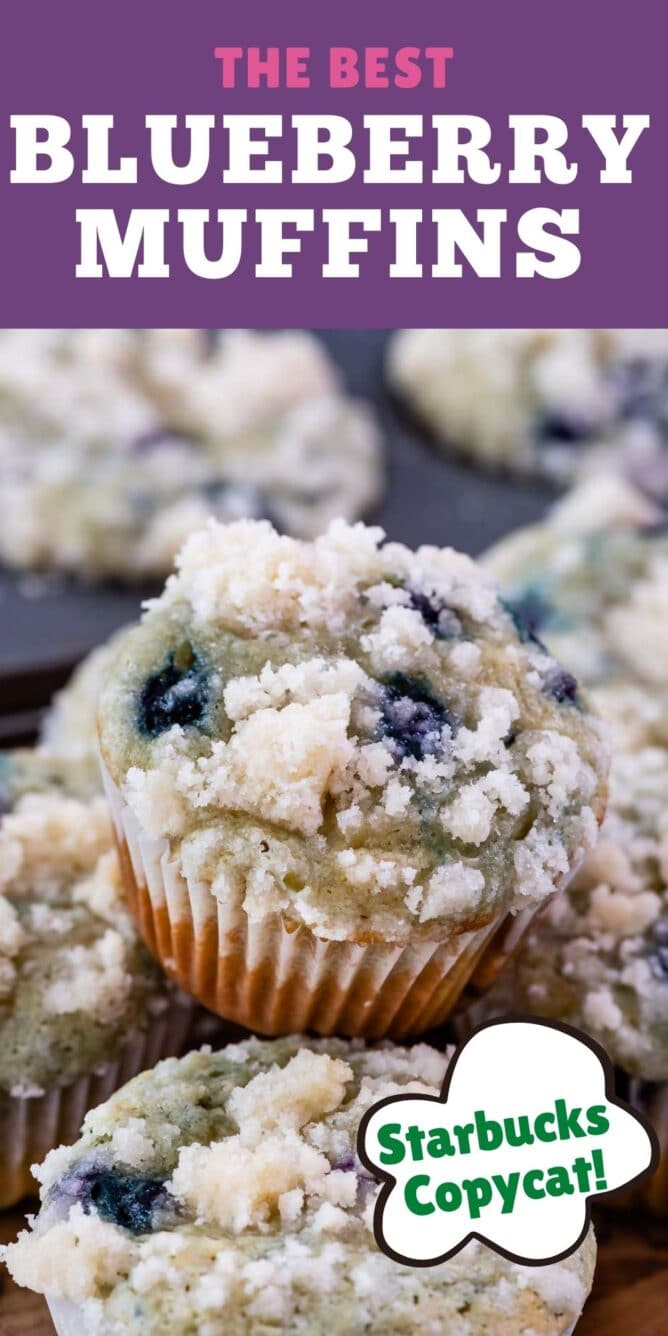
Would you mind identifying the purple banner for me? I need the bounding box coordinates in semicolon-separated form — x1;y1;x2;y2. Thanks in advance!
0;0;666;326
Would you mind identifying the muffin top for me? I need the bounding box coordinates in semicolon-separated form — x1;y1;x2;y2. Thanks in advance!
497;746;668;1082
99;519;608;945
388;328;668;491
0;329;155;450
0;328;337;453
0;752;176;1096
3;1036;596;1336
0;330;382;579
485;478;668;751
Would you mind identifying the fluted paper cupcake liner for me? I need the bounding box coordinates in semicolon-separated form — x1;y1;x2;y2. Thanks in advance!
103;766;543;1041
0;1000;195;1210
46;1298;83;1336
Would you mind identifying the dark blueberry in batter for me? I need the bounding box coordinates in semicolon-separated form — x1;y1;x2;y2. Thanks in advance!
407;587;463;640
138;643;209;738
543;667;579;705
535;413;594;446
198;480;281;529
0;782;12;818
333;1153;377;1194
52;1166;169;1235
612;359;668;431
379;673;456;760
641;515;668;537
649;947;668;981
652;918;668;945
128;430;176;456
648;918;668;981
502;591;552;647
88;1172;168;1234
333;1154;357;1173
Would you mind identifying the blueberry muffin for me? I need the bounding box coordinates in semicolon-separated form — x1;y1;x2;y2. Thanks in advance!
0;329;382;580
484;477;668;751
97;518;608;1038
0;751;194;1206
480;745;668;1215
388;329;668;493
2;1037;597;1335
0;437;278;581
483;483;668;1211
137;330;384;540
504;747;668;1080
0;329;156;450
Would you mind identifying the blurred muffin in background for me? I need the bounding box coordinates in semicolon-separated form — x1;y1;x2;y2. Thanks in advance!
0;749;194;1207
485;476;668;752
0;330;383;581
388;329;668;496
481;478;668;1213
473;743;668;1216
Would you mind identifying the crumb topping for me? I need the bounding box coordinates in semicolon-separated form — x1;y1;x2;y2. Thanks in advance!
2;1037;596;1335
0;329;382;579
0;758;170;1093
99;519;608;943
503;746;668;1079
485;482;668;748
389;328;668;490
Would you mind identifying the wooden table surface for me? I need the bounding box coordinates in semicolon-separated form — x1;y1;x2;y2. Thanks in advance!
1;1202;666;1335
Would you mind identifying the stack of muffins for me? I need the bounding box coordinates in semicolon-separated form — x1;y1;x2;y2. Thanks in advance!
1;515;610;1334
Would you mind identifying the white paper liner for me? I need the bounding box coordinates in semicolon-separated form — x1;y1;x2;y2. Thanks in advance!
46;1298;85;1336
0;1000;195;1209
103;764;543;1040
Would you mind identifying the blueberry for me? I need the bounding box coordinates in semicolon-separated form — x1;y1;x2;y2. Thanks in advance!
333;1153;377;1195
535;413;594;446
652;917;668;945
543;667;579;705
406;588;463;640
130;428;171;454
611;358;668;431
641;517;668;537
648;918;668;981
649;947;668;981
379;673;455;760
138;643;209;738
333;1154;356;1173
198;480;281;528
502;591;552;647
91;1172;168;1233
52;1166;169;1235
